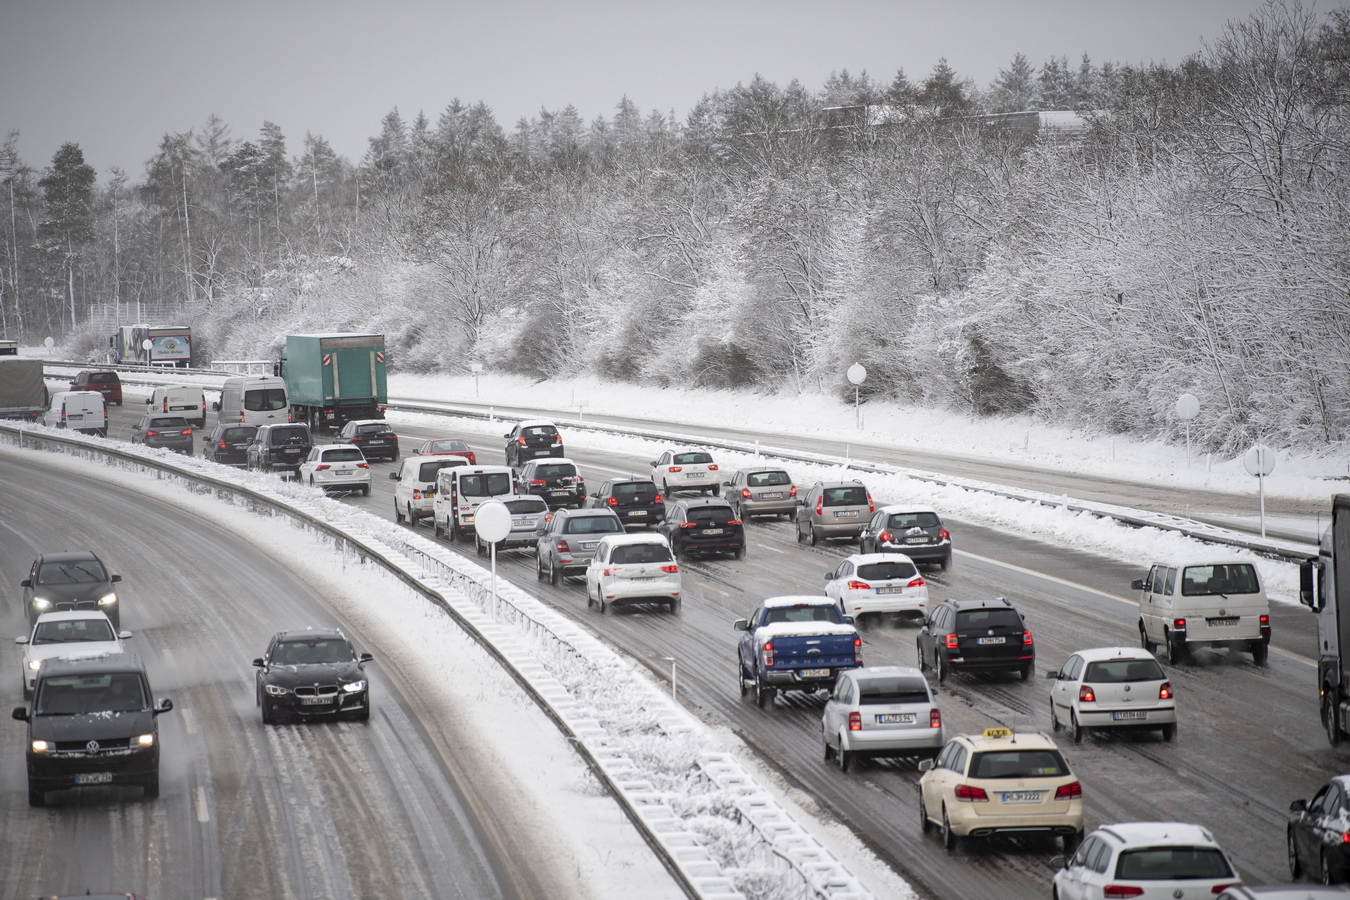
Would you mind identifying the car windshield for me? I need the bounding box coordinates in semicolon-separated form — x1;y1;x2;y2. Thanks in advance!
955;609;1022;631
273;639;355;665
1115;848;1234;880
672;452;712;465
764;605;843;625
857;561;919;581
564;515;624;535
687;506;735;525
417;459;462;481
887;512;940;529
1180;564;1261;596
243;388;288;411
823;486;867;506
37;559;108;585
323;448;364;462
1082;658;1166;683
613;481;656;500
428;440;469;452
536;464;577;478
857;677;930;704
747;471;791;487
505;498;548;515
356;423;391;435
33;618;116;644
35;673;148;715
459;472;513;496
968;749;1069;779
149;417;188;428
611;543;674;564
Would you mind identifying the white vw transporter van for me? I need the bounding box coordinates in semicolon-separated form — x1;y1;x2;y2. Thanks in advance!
1134;559;1271;665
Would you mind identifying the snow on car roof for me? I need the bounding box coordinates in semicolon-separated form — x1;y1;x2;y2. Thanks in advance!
518;419;557;428
762;595;838;608
1072;646;1156;662
757;621;858;639
1098;822;1218;847
596;532;670;547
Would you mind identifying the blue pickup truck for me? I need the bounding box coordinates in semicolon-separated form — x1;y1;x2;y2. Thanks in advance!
735;595;862;709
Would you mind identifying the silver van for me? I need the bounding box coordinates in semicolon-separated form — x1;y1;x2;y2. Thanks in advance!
215;376;289;428
44;390;107;436
1134;559;1271;664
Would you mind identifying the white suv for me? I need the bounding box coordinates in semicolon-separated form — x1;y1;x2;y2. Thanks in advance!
650;448;720;497
584;533;680;614
1052;822;1242;899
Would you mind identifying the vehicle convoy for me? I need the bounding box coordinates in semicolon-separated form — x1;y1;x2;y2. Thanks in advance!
734;596;863;709
1134;558;1271;665
0;356;48;421
277;333;387;431
112;324;192;367
1303;494;1350;746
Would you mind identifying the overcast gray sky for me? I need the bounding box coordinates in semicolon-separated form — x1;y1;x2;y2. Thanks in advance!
2;0;1272;177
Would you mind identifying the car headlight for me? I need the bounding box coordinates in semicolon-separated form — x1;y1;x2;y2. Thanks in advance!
264;684;290;696
98;592;118;606
27;660;42;671
136;733;155;747
31;740;49;753
342;680;367;693
31;597;52;610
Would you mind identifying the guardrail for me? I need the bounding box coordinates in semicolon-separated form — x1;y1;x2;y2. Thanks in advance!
0;421;875;900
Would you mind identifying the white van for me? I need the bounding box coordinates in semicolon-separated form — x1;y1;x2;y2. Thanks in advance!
215;376;289;427
44;390;107;436
147;384;207;428
390;456;470;526
1134;559;1271;665
432;465;515;542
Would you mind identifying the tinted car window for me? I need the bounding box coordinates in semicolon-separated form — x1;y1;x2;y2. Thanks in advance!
459;473;513;496
611;543;674;564
535;464;577;477
1082;659;1166;683
89;373;116;383
417;461;456;481
505;498;548;514
38;559;109;585
524;426;557;437
856;677;929;704
823;486;867;506
857;561;919;581
688;506;735;525
324;448;364;462
270;426;309;443
1115;848;1233;880
223;426;256;440
764;605;843;625
33;618;115;644
613;481;656;499
149;416;188;428
887;512;940;529
672;452;713;464
243;388;288;411
35;672;147;715
273;639;355;665
747;471;791;487
564;516;623;535
1181;564;1260;596
357;423;391;434
955;609;1022;631
968;749;1068;779
428;440;469;452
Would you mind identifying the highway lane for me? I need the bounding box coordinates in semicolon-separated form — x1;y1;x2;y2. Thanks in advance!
0;451;540;900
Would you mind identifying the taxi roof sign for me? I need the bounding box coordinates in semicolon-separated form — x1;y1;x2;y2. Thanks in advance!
982;727;1013;739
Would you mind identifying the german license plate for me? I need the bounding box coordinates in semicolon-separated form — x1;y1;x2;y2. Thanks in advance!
628;576;657;582
685;473;702;478
75;772;113;785
172;404;192;410
876;586;902;594
877;713;916;724
760;492;783;500
580;542;596;550
337;469;353;475
1001;791;1042;803
513;518;533;526
1112;710;1147;720
300;696;334;705
905;537;930;544
835;510;859;518
551;490;568;496
703;528;724;535
68;414;84;420
978;636;1006;645
1207;617;1239;626
800;668;830;678
628;509;648;516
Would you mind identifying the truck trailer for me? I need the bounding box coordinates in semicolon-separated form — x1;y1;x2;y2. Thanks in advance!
112;325;193;368
1303;494;1350;746
277;333;387;431
0;356;49;420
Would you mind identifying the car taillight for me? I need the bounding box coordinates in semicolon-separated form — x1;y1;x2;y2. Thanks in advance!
954;784;988;802
145;429;158;437
606;497;618;505
181;429;191;435
603;568;615;576
412;489;422;500
708;464;718;471
866;493;874;513
357;463;368;469
531;479;546;486
1260;614;1271;633
517;436;527;446
162;398;168;412
315;464;331;471
1079;685;1095;702
660;565;678;573
1173;618;1187;631
1102;887;1144;899
939;527;950;540
815;497;823;516
654;494;663;503
679;522;698;529
1023;630;1033;645
879;530;893;543
848;711;861;731
555;540;570;552
854;635;863;663
741;488;752;499
762;641;774;667
930;708;941;728
908;577;926;588
789;485;797;497
945;633;959;649
1055;781;1082;800
1159;682;1172;700
727;519;742;526
668;466;682;473
467;453;476;464
217;440;227;449
1209;886;1242;895
847;580;871;591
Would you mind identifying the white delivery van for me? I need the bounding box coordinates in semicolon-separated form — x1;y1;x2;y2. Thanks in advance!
43;390;107;436
1134;559;1272;665
390;456;470;526
432;465;515;542
215;376;289;427
147;384;207;428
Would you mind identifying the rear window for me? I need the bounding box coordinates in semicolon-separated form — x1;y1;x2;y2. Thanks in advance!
886;512;940;529
856;561;919;582
1082;658;1165;683
243;388;288;411
747;470;791;487
270;426;309;444
504;498;548;515
89;373;117;384
427;440;469;452
968;749;1068;779
459;472;513;496
563;515;624;535
613;481;656;500
955;608;1022;631
857;677;930;705
357;423;391;435
1115;847;1233;880
417;459;463;481
324;448;364;462
823;486;867;506
524;426;557;437
149;416;188;428
687;506;735;525
535;464;577;478
1180;564;1261;596
673;452;712;465
222;426;256;440
611;543;674;564
35;672;148;715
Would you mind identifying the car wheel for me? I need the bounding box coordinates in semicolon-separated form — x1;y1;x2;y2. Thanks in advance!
837;738;853;773
1323;850;1337;885
755;678;772;709
28;782;45;808
262;702;276;726
536;553;547;581
939;553;951;571
1020;662;1032;681
1166;631;1186;666
734;545;745;560
1252;641;1269;665
1068;711;1084;743
434;518;444;539
738;663;749;698
711;484;720;497
663;480;673;497
1050;701;1061;732
394;502;404;523
1161;722;1177;742
361;485;370;497
1139;621;1155;653
787;508;797;522
475;537;486;557
549;556;561;586
796;524;806;544
669;597;681;613
918;791;933;834
941;806;958;851
935;651;947;683
406;504;416;528
1062;830;1082;855
823;727;835;761
447;522;458;543
1327;690;1343;747
1289;827;1303;879
353;702;370;722
143;774;160;800
598;597;607;615
807;522;818;546
917;639;928;673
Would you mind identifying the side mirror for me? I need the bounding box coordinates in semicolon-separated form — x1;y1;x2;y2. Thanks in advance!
1045;670;1059;680
211;401;220;411
733;619;749;631
154;698;173;714
1301;561;1322;610
649;461;658;468
118;631;132;640
1291;798;1308;813
15;636;29;645
20;579;31;588
111;575;122;583
503;434;511;440
387;472;399;480
917;759;933;772
1049;855;1067;871
12;706;29;722
824;572;834;580
145;398;152;405
251;658;265;668
1131;579;1145;591
843;616;855;625
360;653;374;663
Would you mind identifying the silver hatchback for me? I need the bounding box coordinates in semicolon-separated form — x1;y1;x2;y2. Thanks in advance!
796;480;873;545
724;467;798;520
822;665;944;771
475;496;549;556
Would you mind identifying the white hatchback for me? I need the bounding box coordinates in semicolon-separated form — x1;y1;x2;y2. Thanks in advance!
16;611;130;697
823;553;929;625
584;533;681;614
1052;822;1242;899
298;445;371;495
1047;647;1177;743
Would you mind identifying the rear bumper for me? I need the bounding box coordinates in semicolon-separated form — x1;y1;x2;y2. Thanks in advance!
741;498;796;515
599;577;681;604
841;729;944;755
813;519;865;538
763;664;860;689
876;540;951;562
1078;705;1177;728
840;593;928;617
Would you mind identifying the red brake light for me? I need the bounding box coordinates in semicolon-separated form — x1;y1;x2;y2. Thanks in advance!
517;436;527;446
606;497;618;505
762;641;774;667
467;453;476;464
789;485;797;497
1055;781;1082;799
708;464;718;471
867;492;874;513
530;479;547;486
930;708;941;728
555;540;570;552
1023;629;1033;645
854;635;863;664
879;530;893;543
217;440;227;449
1103;887;1144;899
939;527;950;540
907;577;926;588
847;580;871;591
1173;618;1187;630
315;464;331;471
357;462;368;469
727;519;742;526
815;497;823;516
654;494;663;503
741;488;752;499
660;565;678;573
1159;682;1172;700
945;633;959;649
954;784;988;801
181;429;191;435
1079;685;1095;703
1209;886;1242;895
668;466;682;473
679;522;698;529
848;711;861;731
145;429;158;437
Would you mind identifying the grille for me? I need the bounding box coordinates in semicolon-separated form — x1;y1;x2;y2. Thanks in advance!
294;685;339;698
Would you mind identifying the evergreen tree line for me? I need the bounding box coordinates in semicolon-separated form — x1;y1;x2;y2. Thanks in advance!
1;1;1346;453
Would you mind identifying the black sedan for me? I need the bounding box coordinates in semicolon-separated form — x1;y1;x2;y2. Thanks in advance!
132;414;194;454
21;550;123;628
203;423;257;466
1289;775;1350;884
253;629;374;724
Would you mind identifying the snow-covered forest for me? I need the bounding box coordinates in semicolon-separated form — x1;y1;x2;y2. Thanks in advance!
1;1;1346;454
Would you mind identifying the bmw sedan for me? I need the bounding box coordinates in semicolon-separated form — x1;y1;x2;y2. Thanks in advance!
253;629;374;723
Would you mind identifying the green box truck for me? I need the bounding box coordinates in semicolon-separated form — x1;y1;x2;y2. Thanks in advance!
278;334;387;431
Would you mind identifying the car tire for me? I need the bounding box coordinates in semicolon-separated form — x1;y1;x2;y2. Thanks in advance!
935;651;947;683
1323;850;1337;885
734;545;745;560
941;806;958;852
1327;689;1343;747
823;727;835;761
1289;827;1303;879
1161;722;1177;742
711;484;720;497
837;738;853;773
807;522;818;546
434;518;444;539
755;678;772;709
1069;711;1084;743
549;557;561;586
536;553;547;581
476;537;486;558
940;553;951;571
1139;621;1155;653
353;702;370;723
1062;831;1082;855
917;639;928;672
394;502;404;523
1050;701;1061;732
738;663;749;698
787;508;797;522
918;791;932;834
669;597;680;613
1020;663;1032;681
1166;631;1186;666
663;480;673;497
447;522;458;543
796;524;806;544
361;485;370;497
1252;641;1269;665
406;504;416;528
28;782;45;808
598;597;607;615
143;774;160;800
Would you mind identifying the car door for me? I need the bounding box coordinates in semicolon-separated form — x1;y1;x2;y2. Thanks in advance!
822;674;851;745
1139;565;1161;641
1293;784;1333;873
587;544;607;595
1311;782;1345;865
1051;655;1082;720
917;607;940;664
738;607;764;675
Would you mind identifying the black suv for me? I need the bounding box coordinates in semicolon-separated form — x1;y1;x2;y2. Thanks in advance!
334;419;399;462
253;629;373;724
22;550;122;628
916;597;1034;682
203;423;257;466
517;457;586;508
656;497;746;559
588;478;665;528
505;421;563;467
247;423;314;474
859;506;952;569
13;653;173;806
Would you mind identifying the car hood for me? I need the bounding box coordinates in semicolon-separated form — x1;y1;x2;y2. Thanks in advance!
26;642;125;669
263;661;365;687
31;583;114;604
29;710;154;742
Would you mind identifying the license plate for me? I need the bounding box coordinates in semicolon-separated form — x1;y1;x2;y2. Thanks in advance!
1207;617;1239;626
877;713;916;724
627;509;648;516
513;518;532;525
703;528;724;535
300;696;334;705
337;469;353;475
977;636;1006;645
1001;791;1043;803
834;510;859;518
172;404;192;410
75;772;113;785
551;490;568;496
905;537;930;544
580;542;596;550
685;473;702;479
68;414;84;420
367;439;385;445
800;668;830;678
760;492;783;500
1112;710;1147;720
628;576;657;582
876;586;902;594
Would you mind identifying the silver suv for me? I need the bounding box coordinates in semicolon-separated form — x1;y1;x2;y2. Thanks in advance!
795;480;873;545
534;508;624;585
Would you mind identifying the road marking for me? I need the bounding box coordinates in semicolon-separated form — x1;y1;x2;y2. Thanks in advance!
957;549;1316;668
194;785;210;823
181;707;197;734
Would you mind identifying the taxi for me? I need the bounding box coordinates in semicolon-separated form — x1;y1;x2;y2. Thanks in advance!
917;727;1083;852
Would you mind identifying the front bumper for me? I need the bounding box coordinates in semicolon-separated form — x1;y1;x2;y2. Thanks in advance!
266;689;369;719
27;745;159;791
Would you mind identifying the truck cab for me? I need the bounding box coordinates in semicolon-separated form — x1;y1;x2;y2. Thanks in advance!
1303;494;1350;746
